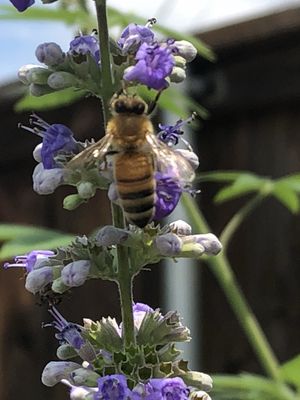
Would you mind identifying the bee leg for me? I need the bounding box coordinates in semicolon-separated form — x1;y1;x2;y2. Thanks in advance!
147;90;163;115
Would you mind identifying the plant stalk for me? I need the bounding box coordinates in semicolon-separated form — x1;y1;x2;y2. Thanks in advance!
95;0;135;347
181;193;282;382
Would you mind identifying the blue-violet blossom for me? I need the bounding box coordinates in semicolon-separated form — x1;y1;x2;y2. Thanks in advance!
4;250;54;272
95;374;131;400
118;23;154;54
10;0;34;11
123;42;175;90
69;35;100;64
149;377;190;400
154;171;182;220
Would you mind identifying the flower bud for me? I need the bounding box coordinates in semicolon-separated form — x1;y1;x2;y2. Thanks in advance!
70;368;100;386
182;234;222;256
181;371;213;392
26;67;52;85
70;386;95;400
51;277;70;294
41;361;81;387
29;83;54;97
36;42;65;66
63;194;85;210
174;40;197;62
175;149;199;170
18;64;40;84
47;71;77;90
170;66;186;83
169;220;192;236
95;226;129;246
155;233;182;257
25;266;53;294
33;163;65;195
77;182;96;200
191;391;212;400
57;344;77;360
61;260;91;287
174;55;187;68
33;143;42;162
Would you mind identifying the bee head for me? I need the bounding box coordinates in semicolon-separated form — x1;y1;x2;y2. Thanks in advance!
110;94;148;115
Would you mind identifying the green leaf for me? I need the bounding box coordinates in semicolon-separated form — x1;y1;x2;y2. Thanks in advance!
280;354;300;388
197;170;250;183
214;174;264;204
273;181;300;214
276;173;300;192
0;224;74;260
0;5;93;25
14;88;87;112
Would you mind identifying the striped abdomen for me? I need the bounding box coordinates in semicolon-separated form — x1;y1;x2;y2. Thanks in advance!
114;152;155;228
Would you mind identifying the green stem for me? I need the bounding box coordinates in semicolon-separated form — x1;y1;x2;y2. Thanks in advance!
95;0;114;125
181;193;282;382
94;0;135;348
220;193;265;251
111;203;135;347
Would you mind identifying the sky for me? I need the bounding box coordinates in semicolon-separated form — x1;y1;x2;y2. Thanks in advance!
0;0;299;83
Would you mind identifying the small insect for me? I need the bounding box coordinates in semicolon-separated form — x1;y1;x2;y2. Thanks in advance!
67;94;195;228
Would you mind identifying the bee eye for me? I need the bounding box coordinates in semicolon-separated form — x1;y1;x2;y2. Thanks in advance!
132;103;145;115
114;101;128;113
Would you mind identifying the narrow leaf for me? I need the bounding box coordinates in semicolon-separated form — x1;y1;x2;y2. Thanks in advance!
273;181;299;214
280;354;300;388
197;170;250;183
277;173;300;192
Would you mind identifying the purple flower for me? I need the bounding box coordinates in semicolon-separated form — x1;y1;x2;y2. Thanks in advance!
20;114;78;169
149;377;189;400
4;250;54;272
33;163;65;194
118;23;154;54
123;42;175;90
35;42;65;66
133;303;155;330
61;260;91;287
158;114;196;147
95;374;131;400
25;266;54;294
10;0;34;11
69;35;100;64
154;171;182;220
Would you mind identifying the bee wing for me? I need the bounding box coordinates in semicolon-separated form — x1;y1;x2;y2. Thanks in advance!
67;134;114;169
146;133;195;186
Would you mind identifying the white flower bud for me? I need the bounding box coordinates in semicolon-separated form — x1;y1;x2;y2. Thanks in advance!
182;233;222;256
174;40;197;62
70;386;96;400
170;66;186;83
190;391;212;400
47;71;77;90
33;143;42;162
77;181;96;199
169;220;192;236
41;361;80;387
25;267;53;294
61;260;91;287
174;55;187;68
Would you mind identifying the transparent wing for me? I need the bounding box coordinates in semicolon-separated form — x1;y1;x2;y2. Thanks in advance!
66;134;114;169
146;133;195;186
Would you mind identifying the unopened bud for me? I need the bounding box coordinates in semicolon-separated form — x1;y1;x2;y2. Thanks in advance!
169;220;192;236
33;163;65;195
155;233;182;257
63;194;85;210
182;234;222;256
190;391;212;400
29;83;54;97
26;67;52;85
182;371;213;392
25;266;53;294
61;260;91;287
51;277;70;294
174;55;187;68
18;64;39;84
57;344;77;360
170;66;186;83
41;361;81;387
47;71;77;90
77;182;96;200
70;386;95;400
95;226;129;246
174;40;197;62
70;368;100;386
36;42;65;66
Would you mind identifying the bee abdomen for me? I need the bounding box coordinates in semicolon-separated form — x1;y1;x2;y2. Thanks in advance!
115;153;156;228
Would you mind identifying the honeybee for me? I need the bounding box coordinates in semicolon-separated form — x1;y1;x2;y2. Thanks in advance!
67;94;195;228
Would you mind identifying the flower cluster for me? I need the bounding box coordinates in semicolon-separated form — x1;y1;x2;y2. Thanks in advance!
41;304;212;400
5;220;221;295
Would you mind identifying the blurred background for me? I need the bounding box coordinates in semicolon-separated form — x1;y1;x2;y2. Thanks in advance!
0;0;300;399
